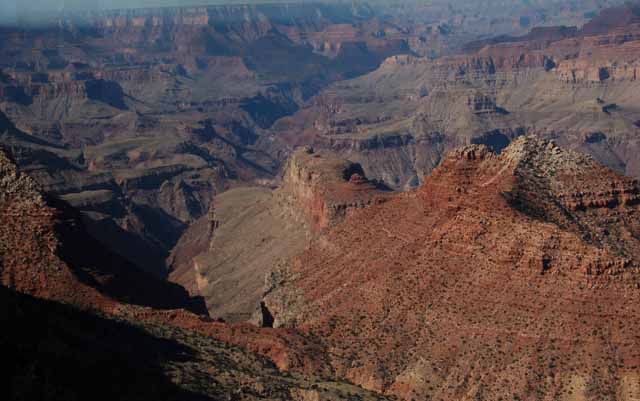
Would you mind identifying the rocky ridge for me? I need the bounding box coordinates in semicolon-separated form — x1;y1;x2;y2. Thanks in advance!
261;137;640;400
280;146;387;231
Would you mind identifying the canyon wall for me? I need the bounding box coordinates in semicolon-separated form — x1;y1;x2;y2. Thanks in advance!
274;4;640;190
0;2;414;277
170;147;386;322
262;137;640;400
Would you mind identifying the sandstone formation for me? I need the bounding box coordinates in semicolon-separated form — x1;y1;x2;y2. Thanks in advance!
170;147;386;322
262;137;640;400
280;146;387;232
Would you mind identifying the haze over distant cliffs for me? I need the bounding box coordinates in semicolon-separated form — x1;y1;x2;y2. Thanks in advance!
4;1;640;400
275;2;640;189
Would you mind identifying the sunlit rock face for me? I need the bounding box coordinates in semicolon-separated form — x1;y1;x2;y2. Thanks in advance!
263;137;640;400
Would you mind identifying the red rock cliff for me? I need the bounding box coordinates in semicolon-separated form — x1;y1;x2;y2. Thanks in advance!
263;137;640;400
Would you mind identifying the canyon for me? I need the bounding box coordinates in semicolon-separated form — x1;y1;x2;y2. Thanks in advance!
0;1;627;277
8;128;640;400
0;145;394;400
0;1;413;276
275;3;640;190
4;1;640;401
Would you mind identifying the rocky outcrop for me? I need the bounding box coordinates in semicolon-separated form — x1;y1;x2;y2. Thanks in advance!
280;147;387;232
556;59;640;83
169;149;387;322
262;137;640;400
504;139;640;214
1;70;131;114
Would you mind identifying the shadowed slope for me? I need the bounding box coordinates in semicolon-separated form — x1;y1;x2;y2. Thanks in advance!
0;146;397;400
0;147;206;313
0;285;392;401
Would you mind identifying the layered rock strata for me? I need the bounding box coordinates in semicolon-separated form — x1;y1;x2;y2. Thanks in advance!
170;147;387;322
262;137;640;400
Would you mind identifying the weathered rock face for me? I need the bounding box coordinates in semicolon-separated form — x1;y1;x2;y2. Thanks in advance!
438;5;640;84
263;137;640;400
169;148;387;322
281;147;387;232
